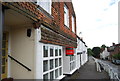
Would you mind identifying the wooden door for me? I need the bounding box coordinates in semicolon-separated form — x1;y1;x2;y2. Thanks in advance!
1;33;8;79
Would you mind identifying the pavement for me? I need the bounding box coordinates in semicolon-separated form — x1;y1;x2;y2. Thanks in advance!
61;56;110;81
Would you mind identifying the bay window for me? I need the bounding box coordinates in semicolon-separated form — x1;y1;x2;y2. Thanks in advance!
43;45;63;80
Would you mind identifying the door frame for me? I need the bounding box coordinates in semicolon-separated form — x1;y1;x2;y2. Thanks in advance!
1;32;8;79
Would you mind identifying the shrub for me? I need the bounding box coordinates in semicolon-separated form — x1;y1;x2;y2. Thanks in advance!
92;47;101;58
112;53;120;60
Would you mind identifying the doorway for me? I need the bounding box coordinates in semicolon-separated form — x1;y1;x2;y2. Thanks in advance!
1;32;8;79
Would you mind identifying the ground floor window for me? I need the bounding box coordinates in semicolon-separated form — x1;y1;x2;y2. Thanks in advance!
43;44;63;80
70;49;76;71
43;60;48;72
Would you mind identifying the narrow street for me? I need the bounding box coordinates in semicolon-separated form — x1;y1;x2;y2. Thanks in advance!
62;56;110;80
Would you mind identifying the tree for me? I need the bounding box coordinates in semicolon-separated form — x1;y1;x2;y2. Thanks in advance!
87;48;94;56
92;47;101;58
101;44;106;48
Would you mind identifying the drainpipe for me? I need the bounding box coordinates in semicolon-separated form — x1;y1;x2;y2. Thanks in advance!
0;3;4;80
0;3;3;80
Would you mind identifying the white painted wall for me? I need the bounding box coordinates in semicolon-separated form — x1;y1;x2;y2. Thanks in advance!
76;38;81;69
8;30;11;78
63;47;70;74
82;44;88;65
76;54;80;69
63;48;77;74
76;38;88;66
35;28;43;79
10;27;35;79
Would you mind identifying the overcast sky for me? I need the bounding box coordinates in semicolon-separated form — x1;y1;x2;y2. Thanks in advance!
72;0;119;48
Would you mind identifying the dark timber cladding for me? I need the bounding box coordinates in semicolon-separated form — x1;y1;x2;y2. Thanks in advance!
40;25;77;47
0;3;3;80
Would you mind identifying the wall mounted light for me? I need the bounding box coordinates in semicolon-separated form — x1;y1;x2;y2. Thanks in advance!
27;29;31;37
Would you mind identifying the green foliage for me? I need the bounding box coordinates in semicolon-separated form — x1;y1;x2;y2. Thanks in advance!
87;48;94;56
112;53;120;60
101;44;106;49
92;47;101;58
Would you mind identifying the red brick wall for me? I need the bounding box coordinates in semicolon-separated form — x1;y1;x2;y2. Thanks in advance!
52;2;77;38
111;47;120;55
3;2;77;47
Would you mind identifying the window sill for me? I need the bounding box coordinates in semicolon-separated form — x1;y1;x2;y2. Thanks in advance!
56;75;66;79
64;24;70;30
37;4;53;19
72;31;75;34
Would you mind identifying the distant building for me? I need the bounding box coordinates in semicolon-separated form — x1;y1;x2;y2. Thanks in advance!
76;36;88;69
100;48;110;60
108;43;120;60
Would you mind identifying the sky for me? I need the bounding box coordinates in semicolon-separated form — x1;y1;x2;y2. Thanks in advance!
72;0;119;48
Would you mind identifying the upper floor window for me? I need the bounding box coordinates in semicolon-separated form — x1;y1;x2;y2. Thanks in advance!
72;16;75;33
64;4;69;27
37;0;52;14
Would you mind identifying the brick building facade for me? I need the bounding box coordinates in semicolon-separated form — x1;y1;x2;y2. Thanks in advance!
1;0;81;80
1;0;77;79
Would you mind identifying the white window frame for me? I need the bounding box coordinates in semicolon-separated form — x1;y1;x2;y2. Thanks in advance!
42;44;63;79
70;49;76;71
64;4;69;27
72;16;75;33
37;0;52;14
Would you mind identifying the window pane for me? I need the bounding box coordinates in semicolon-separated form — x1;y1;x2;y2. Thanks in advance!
2;58;5;65
59;49;61;56
37;0;51;14
2;41;6;48
43;46;48;57
59;58;62;66
50;47;54;57
72;56;74;61
2;50;5;56
72;16;75;32
64;4;69;27
50;71;54;80
74;55;75;60
64;13;67;26
73;62;74;70
55;59;58;67
2;66;5;73
55;69;58;78
70;56;72;61
55;48;58;56
43;73;48;81
70;63;71;71
59;68;62;76
3;33;6;40
50;59;54;70
43;60;48;72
